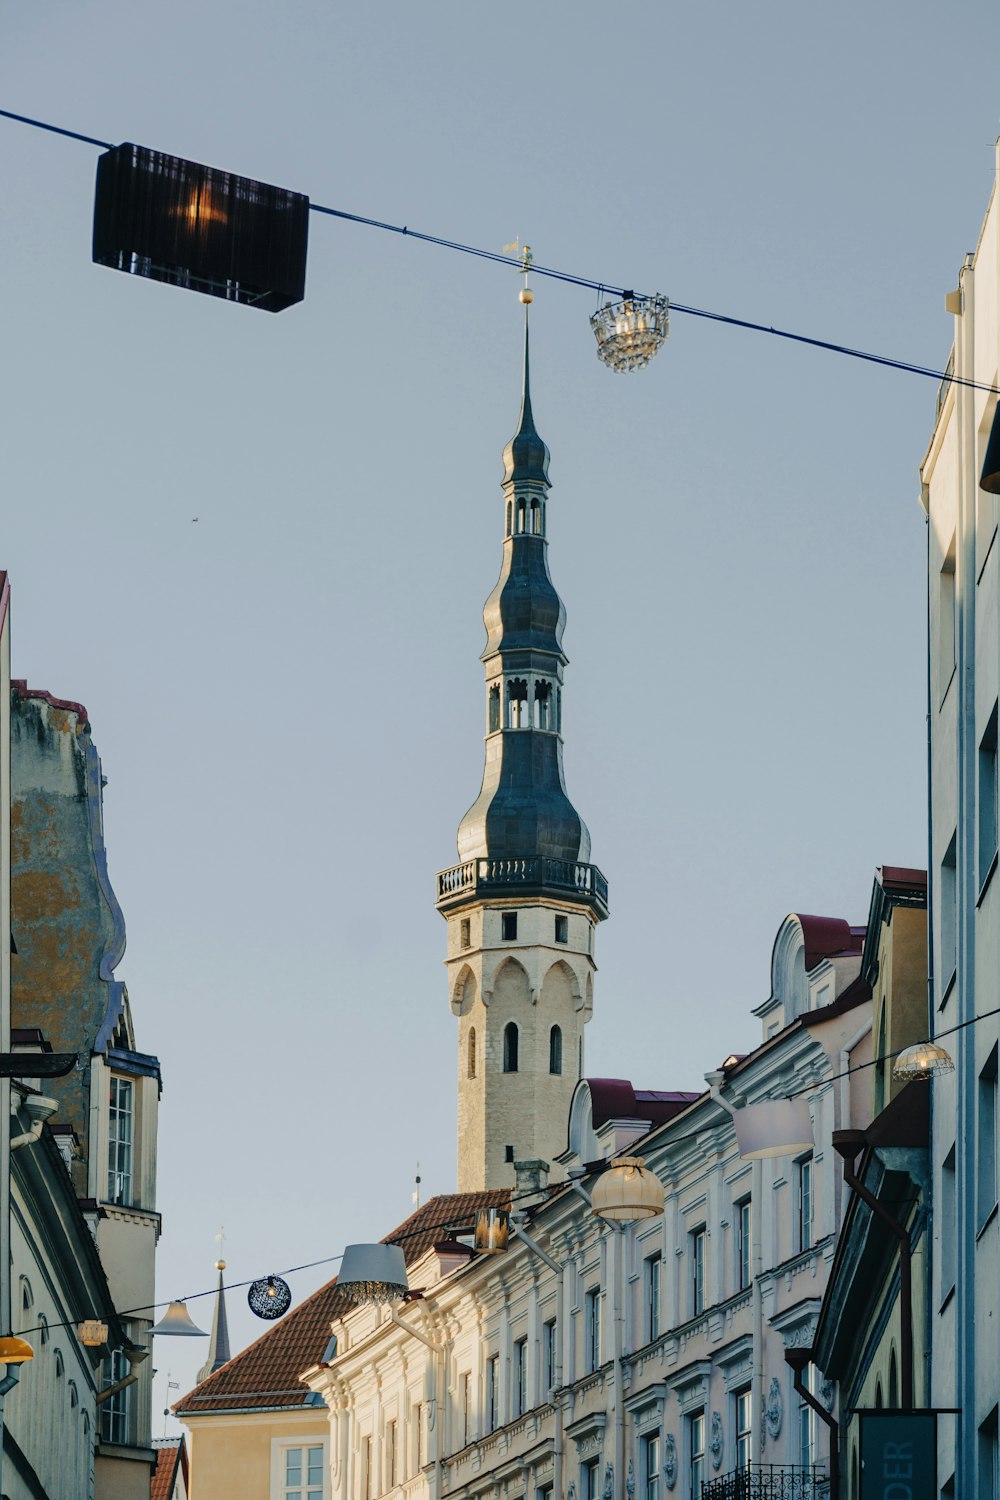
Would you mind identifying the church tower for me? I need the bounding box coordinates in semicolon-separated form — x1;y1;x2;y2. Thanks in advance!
436;313;608;1192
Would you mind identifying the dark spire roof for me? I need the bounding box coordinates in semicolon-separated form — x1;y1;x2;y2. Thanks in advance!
501;316;550;489
196;1265;231;1383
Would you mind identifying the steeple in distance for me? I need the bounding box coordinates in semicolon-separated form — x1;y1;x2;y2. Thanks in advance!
197;1246;232;1383
437;286;608;1193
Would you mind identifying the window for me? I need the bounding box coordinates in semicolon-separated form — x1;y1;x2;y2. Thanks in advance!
385;1421;397;1488
798;1156;814;1252
486;1357;499;1432
644;1251;661;1342
690;1227;706;1316
585;1287;602;1372
735;1388;752;1470
489;684;501;732
978;1045;998;1228
583;1458;600;1500
549;1025;563;1075
460;1373;471;1446
503;1022;519;1073
467;1028;476;1079
690;1411;705;1499
642;1433;659;1500
555;913;568;944
979;1407;998;1500
534;679;552;728
502;911;518;941
460;917;471;949
543;1318;557;1393
513;1336;528;1417
980;703;999;887
505;1144;515;1162
100;1349;130;1445
736;1199;752;1291
108;1076;134;1205
278;1445;324;1500
941;1145;957;1299
506;679;528;728
363;1437;372;1500
941;832;957;989
413;1403;424;1471
888;1349;898;1408
939;538;956;698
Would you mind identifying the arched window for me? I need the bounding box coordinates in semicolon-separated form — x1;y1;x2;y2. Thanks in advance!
503;1022;519;1073
39;1315;49;1346
874;1379;883;1410
20;1278;32;1315
530;499;541;535
468;1028;477;1079
506;679;528;729
489;683;501;732
888;1348;898;1407
69;1381;78;1409
549;1025;563;1075
506;501;512;537
516;499;526;533
54;1349;65;1379
534;680;551;730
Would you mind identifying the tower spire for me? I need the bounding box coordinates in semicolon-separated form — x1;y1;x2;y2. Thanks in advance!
196;1257;231;1382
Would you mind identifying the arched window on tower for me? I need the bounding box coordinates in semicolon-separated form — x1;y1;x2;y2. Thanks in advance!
516;499;526;534
534;680;552;730
530;498;542;535
549;1025;563;1075
506;679;528;729
556;688;562;733
468;1028;477;1079
489;683;501;732
503;1022;519;1073
506;501;512;538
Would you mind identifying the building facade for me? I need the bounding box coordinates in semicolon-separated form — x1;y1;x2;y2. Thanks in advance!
920;137;1000;1496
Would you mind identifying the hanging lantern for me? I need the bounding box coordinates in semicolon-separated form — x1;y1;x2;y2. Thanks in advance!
0;1336;34;1364
150;1300;208;1337
93;143;309;312
248;1275;292;1320
474;1207;510;1254
590;293;669;373
892;1040;955;1083
591;1157;665;1223
77;1320;109;1347
337;1244;409;1305
734;1099;814;1161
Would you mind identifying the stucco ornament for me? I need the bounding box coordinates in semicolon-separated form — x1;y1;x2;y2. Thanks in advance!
765;1377;783;1440
662;1435;677;1490
710;1411;723;1470
603;1463;614;1500
626;1458;635;1500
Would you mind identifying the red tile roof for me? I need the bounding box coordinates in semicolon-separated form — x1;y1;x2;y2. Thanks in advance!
175;1191;509;1417
151;1437;187;1500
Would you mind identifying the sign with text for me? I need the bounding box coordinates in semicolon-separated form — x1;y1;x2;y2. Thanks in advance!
860;1412;936;1499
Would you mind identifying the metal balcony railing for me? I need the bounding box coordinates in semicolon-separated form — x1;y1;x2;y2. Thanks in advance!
700;1466;828;1500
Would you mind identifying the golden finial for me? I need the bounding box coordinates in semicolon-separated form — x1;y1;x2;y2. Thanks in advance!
214;1225;226;1271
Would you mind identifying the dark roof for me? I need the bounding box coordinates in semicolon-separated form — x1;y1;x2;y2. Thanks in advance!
587;1079;702;1130
175;1191;509;1417
794;915;865;971
861;866;927;984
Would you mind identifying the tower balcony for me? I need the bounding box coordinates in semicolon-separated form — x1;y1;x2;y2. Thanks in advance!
436;856;609;919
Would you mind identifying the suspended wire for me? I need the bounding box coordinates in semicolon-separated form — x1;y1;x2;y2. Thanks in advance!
2;104;996;397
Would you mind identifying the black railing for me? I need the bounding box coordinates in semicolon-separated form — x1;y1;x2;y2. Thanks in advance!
701;1466;828;1500
436;857;609;909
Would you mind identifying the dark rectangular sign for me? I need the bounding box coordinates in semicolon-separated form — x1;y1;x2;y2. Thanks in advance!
859;1412;936;1499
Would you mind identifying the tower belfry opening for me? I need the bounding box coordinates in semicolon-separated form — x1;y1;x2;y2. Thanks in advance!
436;307;608;1192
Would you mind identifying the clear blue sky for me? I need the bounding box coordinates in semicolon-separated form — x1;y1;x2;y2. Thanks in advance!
2;0;998;1433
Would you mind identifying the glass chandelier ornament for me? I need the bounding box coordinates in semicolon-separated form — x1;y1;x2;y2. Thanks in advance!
590;292;669;372
892;1040;955;1082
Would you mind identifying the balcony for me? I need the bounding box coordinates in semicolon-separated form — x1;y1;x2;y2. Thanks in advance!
701;1467;828;1500
436;857;609;918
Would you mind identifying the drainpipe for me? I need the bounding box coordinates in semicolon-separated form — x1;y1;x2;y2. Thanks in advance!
784;1349;839;1497
832;1131;913;1408
568;1170;625;1500
706;1073;764;1466
388;1305;445;1500
10;1094;57;1149
512;1216;565;1500
0;1361;20;1498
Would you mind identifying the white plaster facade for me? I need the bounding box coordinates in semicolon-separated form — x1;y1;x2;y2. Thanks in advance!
920;135;1000;1497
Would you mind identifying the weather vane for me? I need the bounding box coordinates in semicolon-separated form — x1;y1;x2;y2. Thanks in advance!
503;239;534;305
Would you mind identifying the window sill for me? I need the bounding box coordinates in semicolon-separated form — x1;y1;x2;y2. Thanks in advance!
976;1201;999;1242
939;967;957;1011
978;850;999;907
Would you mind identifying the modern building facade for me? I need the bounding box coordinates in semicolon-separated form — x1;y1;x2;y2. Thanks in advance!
920;137;1000;1497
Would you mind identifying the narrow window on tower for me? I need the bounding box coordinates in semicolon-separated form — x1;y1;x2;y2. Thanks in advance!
468;1028;477;1079
554;914;568;944
506;679;528;728
504;1022;519;1073
502;911;518;941
534;679;552;729
460;917;471;949
530;498;541;534
549;1025;562;1075
506;501;512;537
516;498;526;533
489;684;501;733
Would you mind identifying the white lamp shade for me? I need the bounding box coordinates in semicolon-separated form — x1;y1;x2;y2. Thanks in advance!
734;1099;814;1161
151;1301;208;1337
338;1243;409;1304
591;1157;665;1223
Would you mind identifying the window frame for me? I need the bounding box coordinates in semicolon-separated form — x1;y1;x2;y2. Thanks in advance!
485;1355;499;1433
584;1286;602;1372
643;1250;661;1343
690;1226;706;1317
269;1438;329;1500
735;1387;752;1471
642;1432;660;1500
689;1410;705;1500
513;1335;528;1418
797;1155;814;1253
736;1198;752;1292
107;1075;134;1206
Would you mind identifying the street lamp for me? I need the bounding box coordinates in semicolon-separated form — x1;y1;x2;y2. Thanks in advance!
590;293;669;372
891;1040;955;1082
336;1243;409;1304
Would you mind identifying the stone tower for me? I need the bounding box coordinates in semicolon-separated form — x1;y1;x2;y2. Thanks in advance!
436;317;608;1192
